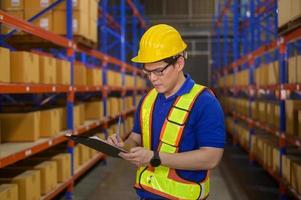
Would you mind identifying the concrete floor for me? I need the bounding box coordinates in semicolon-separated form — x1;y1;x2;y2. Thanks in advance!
59;140;292;200
69;157;236;200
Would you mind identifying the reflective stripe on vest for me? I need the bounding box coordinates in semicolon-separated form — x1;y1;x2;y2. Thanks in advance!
136;84;210;200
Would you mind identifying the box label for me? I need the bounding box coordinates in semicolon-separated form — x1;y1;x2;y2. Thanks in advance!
73;19;78;32
40;18;49;30
12;0;21;6
40;0;50;8
73;0;78;7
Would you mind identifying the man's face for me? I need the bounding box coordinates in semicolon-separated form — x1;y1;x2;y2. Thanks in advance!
143;60;179;94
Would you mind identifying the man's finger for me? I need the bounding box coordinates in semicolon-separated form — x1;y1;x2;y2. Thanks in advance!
130;147;142;153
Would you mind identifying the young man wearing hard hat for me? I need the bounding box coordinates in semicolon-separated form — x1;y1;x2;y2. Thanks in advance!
108;24;225;200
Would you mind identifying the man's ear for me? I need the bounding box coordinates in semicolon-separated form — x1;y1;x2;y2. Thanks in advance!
176;56;185;71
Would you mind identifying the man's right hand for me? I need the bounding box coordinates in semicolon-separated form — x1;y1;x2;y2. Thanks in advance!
107;134;125;148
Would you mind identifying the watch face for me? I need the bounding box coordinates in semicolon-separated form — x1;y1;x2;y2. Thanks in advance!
151;158;160;167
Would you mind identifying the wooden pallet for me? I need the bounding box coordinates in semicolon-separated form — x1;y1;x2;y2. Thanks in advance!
73;35;97;49
3;34;97;50
278;15;301;36
4;34;63;50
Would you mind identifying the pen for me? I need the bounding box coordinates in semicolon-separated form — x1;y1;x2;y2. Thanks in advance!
116;116;122;142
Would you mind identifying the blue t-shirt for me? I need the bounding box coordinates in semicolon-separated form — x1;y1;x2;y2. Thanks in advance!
132;74;225;199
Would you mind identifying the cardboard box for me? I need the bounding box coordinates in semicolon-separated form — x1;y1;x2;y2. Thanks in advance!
73;145;80;171
13;160;57;195
0;11;24;34
291;160;301;194
53;10;89;38
34;161;57;194
272;148;280;174
278;0;291;27
0;111;40;142
74;104;85;128
0;184;18;200
0;47;10;83
297;55;301;83
286;100;301;135
40;109;61;137
290;0;301;20
299;110;301;139
288;56;297;83
39;55;57;84
10;51;39;83
74;62;87;86
73;105;81;129
282;155;291;184
78;144;90;165
52;153;71;182
24;0;52;10
59;107;67;130
268;62;279;85
266;103;275;126
0;169;41;200
274;105;280;129
85;101;103;121
54;0;88;12
87;68;102;86
0;121;2;144
56;59;70;85
89;19;97;42
258;101;266;123
90;0;98;20
0;0;24;10
24;9;52;31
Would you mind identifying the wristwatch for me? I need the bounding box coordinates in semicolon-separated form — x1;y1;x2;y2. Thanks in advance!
150;151;161;167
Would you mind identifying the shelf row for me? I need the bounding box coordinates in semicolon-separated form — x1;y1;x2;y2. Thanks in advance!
226;117;301;199
220;96;301;147
0;107;136;169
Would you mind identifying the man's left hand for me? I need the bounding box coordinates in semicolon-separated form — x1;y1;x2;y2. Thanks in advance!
119;147;153;167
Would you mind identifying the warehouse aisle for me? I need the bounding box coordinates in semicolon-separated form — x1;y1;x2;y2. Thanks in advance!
66;139;284;200
67;151;244;199
71;157;234;200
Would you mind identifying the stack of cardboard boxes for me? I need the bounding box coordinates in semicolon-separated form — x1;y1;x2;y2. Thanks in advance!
278;0;301;28
288;55;301;84
0;0;99;42
285;100;301;139
0;47;71;85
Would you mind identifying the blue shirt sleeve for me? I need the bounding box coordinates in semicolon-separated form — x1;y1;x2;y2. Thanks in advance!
132;94;146;134
193;90;225;148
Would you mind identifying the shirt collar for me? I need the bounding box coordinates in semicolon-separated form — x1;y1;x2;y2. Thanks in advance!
158;74;195;100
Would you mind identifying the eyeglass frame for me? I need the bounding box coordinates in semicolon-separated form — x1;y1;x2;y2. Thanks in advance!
142;55;182;77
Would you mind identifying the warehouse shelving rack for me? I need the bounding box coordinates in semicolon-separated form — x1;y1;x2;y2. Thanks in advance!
0;0;147;199
212;0;301;199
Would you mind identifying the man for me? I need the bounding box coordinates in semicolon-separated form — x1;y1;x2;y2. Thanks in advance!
108;24;225;200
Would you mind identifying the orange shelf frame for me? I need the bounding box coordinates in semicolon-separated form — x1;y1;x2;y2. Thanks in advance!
0;83;71;94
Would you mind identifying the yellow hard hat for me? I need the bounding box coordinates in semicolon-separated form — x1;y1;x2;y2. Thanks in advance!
131;24;187;63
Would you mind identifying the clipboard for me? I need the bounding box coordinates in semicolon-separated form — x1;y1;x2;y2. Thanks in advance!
65;134;128;158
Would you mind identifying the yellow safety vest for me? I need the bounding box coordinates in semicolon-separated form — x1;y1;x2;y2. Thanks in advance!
135;84;210;200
